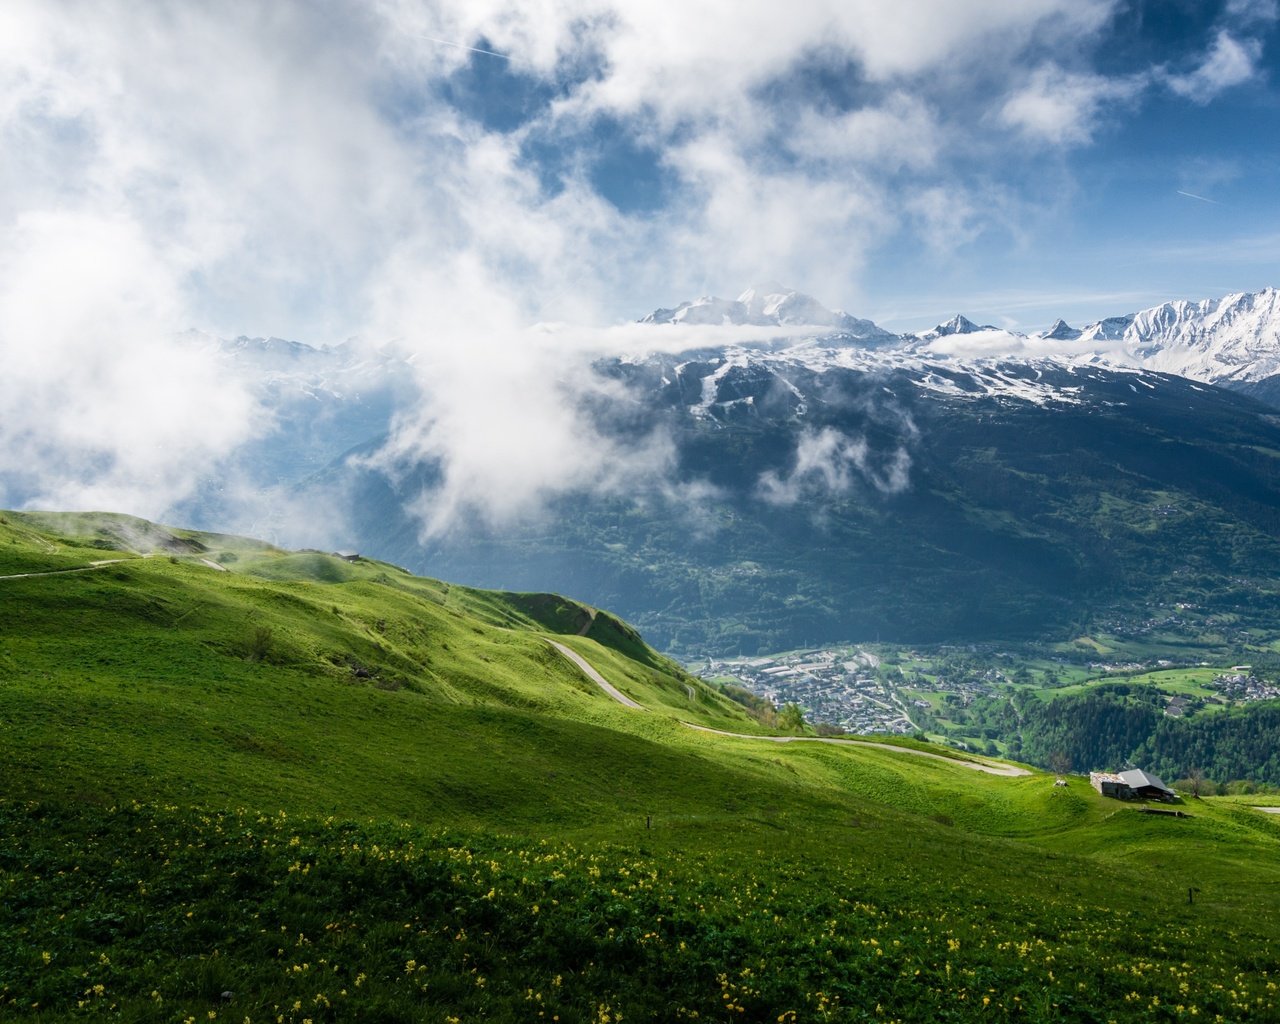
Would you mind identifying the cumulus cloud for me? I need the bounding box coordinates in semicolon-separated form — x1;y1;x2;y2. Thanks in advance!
364;360;679;537
1225;0;1278;26
905;187;983;255
1166;31;1263;104
0;210;263;515
999;65;1146;145
660;138;894;304
0;2;410;513
407;0;1115;122
787;93;941;171
355;254;685;535
758;427;912;505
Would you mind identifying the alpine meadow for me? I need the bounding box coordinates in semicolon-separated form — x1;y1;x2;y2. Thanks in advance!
6;2;1280;1022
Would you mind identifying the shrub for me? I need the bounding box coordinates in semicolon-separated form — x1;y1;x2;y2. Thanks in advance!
247;626;274;662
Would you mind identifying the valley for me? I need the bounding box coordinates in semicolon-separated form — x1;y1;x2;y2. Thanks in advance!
699;646;920;734
702;636;1280;790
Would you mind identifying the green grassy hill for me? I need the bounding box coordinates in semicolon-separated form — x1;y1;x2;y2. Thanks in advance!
2;511;1279;1022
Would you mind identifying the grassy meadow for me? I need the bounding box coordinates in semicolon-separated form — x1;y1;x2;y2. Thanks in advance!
2;511;1280;1021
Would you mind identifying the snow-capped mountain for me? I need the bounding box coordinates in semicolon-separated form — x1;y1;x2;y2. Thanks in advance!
334;305;1280;655
638;284;1280;400
909;288;1280;396
1079;288;1280;384
919;314;998;339
1043;319;1080;341
641;283;896;343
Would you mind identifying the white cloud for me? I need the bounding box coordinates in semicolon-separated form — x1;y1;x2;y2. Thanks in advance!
1166;31;1262;104
356;251;685;535
999;64;1146;145
660;137;892;306
905;187;982;255
404;0;1115;123
1225;0;1278;26
0;210;262;515
758;427;912;505
787;93;940;170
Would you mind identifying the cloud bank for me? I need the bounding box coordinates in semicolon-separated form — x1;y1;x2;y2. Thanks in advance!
0;1;1275;530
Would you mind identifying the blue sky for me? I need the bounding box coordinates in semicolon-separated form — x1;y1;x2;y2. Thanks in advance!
432;0;1280;332
5;0;1279;338
2;1;1280;514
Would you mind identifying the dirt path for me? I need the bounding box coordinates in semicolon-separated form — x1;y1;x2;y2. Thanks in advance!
0;558;130;581
548;640;1029;776
681;723;1032;776
546;639;646;710
575;608;598;636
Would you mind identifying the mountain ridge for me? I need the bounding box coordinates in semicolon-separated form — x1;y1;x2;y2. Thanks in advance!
638;283;1280;393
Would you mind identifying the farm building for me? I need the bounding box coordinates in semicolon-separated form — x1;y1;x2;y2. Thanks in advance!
1090;768;1177;802
1091;772;1128;798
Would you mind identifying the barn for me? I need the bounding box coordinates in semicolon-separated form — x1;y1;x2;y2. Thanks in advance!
1090;768;1177;802
1117;768;1177;802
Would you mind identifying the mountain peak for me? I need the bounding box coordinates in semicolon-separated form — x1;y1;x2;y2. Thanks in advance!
738;283;845;327
1043;318;1080;341
931;315;990;337
640;286;894;341
737;281;791;305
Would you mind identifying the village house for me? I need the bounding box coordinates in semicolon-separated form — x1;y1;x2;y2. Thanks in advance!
1090;768;1178;802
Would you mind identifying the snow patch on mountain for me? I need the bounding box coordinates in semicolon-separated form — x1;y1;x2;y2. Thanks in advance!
641;284;896;343
1101;288;1280;383
919;314;998;339
1043;319;1080;341
639;284;1280;393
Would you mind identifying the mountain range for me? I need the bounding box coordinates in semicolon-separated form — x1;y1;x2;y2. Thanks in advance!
640;283;1280;395
36;284;1280;656
201;282;1280;426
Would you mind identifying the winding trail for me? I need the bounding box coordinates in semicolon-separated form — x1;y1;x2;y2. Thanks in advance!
0;558;130;581
681;723;1031;776
546;639;646;710
548;637;1030;777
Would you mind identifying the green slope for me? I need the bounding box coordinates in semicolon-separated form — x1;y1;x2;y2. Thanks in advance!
0;510;782;826
2;511;1280;1022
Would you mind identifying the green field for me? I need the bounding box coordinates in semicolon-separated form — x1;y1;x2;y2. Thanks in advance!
1033;668;1225;704
3;511;1280;1022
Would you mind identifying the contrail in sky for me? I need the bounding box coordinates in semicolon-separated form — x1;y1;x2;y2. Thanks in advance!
412;34;511;60
1176;190;1221;204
